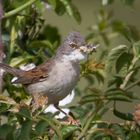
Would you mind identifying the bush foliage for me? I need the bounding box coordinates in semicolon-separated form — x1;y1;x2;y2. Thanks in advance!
0;0;140;140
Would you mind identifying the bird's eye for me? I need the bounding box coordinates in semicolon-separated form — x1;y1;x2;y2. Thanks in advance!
69;42;78;49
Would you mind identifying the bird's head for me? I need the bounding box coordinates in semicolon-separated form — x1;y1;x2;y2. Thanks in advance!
56;32;98;62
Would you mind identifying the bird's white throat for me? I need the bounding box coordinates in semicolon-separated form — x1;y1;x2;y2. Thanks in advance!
63;49;87;61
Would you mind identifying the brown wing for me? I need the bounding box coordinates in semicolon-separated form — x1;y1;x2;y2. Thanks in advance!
13;59;54;85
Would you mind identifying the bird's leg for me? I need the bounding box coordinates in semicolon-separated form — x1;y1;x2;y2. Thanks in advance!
54;103;78;125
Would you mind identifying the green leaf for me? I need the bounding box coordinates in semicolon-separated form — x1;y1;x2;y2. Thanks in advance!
133;41;140;58
69;3;81;24
85;75;95;84
0;103;9;113
101;0;114;5
0;124;13;139
131;132;140;140
60;0;81;23
13;0;29;8
17;120;32;140
91;70;105;84
121;0;135;6
48;0;66;15
29;40;52;48
62;125;79;139
113;108;133;121
80;96;102;104
80;88;103;104
108;76;123;87
35;120;49;135
112;20;138;42
47;0;57;9
18;107;31;120
109;124;126;140
55;0;66;16
106;45;128;73
90;131;110;139
116;52;132;74
0;95;16;105
127;25;140;41
106;94;132;102
40;25;61;44
105;88;132;102
10;56;27;67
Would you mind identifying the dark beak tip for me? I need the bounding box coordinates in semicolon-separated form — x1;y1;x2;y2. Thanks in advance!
86;44;99;53
91;44;100;51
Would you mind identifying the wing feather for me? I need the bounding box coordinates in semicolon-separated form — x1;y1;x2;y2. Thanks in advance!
13;59;54;85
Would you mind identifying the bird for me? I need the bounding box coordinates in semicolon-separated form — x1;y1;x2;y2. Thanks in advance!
0;32;97;123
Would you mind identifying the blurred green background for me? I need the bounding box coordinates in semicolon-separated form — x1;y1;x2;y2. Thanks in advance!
45;0;140;36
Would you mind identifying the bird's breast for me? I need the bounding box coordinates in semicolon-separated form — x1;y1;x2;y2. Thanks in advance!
48;60;80;95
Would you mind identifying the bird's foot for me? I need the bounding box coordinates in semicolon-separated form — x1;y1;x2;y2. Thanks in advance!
54;104;79;125
61;115;79;125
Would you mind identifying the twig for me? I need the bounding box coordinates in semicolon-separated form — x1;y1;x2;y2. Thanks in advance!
3;0;38;19
38;116;63;140
0;0;5;94
77;106;101;140
0;0;3;60
120;57;139;89
125;79;140;91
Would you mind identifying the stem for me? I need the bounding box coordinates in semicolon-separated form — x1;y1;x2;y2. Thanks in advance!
125;79;140;91
0;0;5;94
10;24;17;54
3;0;38;19
120;57;139;89
77;100;111;140
77;106;100;140
38;116;63;140
0;0;3;59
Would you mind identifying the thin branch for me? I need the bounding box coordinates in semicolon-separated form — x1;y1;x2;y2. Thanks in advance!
38;116;63;140
0;0;5;94
125;79;140;91
120;57;139;89
77;106;101;140
3;0;38;19
0;0;3;56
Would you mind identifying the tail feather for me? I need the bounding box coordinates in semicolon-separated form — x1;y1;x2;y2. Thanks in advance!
0;63;22;76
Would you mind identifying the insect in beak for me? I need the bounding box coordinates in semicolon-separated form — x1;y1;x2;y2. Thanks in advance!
69;41;99;54
80;44;100;53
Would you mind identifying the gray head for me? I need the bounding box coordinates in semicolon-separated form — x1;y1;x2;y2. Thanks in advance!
56;32;96;61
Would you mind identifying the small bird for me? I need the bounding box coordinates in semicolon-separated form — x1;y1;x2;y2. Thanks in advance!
0;32;96;122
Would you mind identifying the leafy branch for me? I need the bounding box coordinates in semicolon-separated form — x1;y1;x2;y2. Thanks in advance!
3;0;38;18
120;56;139;90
